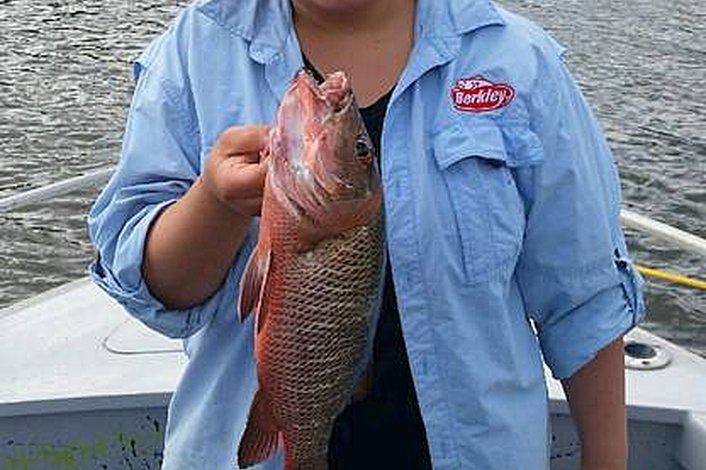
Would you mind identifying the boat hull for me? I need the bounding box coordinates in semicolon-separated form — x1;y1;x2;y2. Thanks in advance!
2;406;167;470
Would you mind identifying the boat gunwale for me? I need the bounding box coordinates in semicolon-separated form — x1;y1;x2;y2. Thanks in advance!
0;392;172;419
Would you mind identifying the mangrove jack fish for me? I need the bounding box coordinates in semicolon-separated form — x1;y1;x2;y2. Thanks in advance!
237;70;385;470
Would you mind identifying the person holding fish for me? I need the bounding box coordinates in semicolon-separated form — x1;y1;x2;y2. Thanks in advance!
88;0;645;469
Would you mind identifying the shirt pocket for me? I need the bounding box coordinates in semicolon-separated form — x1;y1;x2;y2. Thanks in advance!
432;119;537;284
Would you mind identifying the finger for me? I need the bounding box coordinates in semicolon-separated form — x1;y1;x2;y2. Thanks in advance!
215;125;271;156
220;162;268;199
235;149;264;165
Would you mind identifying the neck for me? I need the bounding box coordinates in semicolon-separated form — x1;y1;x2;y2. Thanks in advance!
292;0;416;106
292;0;415;37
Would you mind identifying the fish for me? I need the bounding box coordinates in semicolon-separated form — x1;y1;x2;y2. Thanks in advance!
236;70;385;470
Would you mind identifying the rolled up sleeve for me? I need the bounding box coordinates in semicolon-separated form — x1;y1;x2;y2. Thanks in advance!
88;23;246;339
514;45;646;379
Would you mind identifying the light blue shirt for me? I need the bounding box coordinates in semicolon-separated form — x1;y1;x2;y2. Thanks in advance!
88;0;645;468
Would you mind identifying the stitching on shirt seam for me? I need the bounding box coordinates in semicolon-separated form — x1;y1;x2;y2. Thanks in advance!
195;5;249;42
194;4;283;54
409;174;465;470
129;41;200;152
161;76;201;153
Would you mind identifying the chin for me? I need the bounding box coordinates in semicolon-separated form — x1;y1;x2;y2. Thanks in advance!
296;0;376;15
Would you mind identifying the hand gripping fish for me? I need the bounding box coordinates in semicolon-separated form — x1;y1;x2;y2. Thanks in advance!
237;70;385;470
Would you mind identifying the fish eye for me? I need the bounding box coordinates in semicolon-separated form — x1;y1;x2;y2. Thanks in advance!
355;139;371;158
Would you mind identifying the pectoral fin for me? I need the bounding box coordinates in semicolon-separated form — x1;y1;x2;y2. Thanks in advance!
237;248;271;330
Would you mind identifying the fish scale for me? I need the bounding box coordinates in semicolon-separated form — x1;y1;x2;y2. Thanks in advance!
263;215;384;461
237;70;384;470
261;226;381;470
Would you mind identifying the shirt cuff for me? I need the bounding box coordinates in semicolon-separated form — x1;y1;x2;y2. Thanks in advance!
539;261;645;379
89;201;255;339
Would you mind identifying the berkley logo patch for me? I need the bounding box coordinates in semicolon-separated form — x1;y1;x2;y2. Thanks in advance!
450;75;515;112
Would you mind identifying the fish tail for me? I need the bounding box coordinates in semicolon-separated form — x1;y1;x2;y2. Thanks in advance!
237;389;280;468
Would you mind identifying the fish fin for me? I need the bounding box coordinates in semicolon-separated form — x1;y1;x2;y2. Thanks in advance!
237;389;280;468
238;248;271;324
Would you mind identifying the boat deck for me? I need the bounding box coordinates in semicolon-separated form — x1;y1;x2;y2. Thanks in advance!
0;278;185;418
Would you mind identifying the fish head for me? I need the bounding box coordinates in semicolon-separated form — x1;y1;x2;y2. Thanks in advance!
269;70;381;225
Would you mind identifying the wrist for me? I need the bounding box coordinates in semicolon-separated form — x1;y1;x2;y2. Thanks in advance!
582;462;626;470
580;436;627;470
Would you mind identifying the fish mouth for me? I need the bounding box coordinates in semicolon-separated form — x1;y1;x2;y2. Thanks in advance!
319;71;354;115
295;69;354;122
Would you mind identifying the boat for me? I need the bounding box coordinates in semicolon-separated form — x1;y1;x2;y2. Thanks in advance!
1;169;704;469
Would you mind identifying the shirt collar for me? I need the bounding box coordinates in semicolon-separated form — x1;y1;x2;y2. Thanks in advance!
197;0;505;62
197;0;293;63
418;0;505;39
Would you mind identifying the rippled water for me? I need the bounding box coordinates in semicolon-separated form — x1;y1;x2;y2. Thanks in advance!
0;0;704;355
0;0;188;304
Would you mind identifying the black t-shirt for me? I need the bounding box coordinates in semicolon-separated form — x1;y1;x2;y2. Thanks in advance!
301;58;432;470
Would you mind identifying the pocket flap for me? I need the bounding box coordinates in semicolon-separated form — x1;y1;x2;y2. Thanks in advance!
433;121;508;170
433;118;545;170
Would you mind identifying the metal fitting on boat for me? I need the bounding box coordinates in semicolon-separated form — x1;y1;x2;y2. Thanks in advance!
624;341;672;370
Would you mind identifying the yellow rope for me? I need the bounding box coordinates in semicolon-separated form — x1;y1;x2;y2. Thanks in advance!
636;264;706;291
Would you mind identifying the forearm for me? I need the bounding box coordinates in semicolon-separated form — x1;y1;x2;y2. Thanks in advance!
561;337;627;470
143;177;251;309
